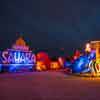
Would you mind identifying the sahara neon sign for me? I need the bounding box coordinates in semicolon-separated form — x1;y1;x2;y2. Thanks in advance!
0;49;35;65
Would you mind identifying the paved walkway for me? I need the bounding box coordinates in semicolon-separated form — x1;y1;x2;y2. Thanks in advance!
0;72;100;100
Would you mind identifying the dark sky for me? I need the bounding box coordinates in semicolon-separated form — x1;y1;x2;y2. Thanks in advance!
0;0;100;56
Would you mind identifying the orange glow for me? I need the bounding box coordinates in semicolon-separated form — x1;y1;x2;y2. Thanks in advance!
85;43;91;52
36;61;47;71
12;37;29;51
50;62;60;70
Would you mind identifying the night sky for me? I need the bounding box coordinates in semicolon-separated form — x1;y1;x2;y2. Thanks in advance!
0;0;100;56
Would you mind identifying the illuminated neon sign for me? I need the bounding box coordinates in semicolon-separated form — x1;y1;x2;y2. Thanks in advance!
0;49;36;72
0;49;35;65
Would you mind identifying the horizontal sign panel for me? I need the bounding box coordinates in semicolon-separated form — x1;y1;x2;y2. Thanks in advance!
0;49;36;65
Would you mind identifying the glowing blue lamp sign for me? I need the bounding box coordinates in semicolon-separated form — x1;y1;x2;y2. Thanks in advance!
0;49;36;72
1;50;35;64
